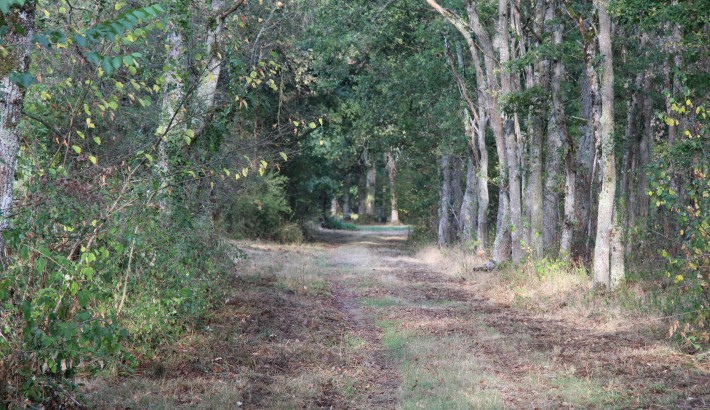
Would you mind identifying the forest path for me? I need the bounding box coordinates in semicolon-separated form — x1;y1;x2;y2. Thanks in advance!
311;227;709;409
86;227;709;409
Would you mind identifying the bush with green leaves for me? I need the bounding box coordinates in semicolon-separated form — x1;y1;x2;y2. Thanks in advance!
223;172;293;240
648;95;709;350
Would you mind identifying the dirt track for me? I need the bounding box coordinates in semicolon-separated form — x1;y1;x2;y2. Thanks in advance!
88;227;710;409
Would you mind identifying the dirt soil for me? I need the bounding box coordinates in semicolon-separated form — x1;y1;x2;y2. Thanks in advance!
87;228;709;409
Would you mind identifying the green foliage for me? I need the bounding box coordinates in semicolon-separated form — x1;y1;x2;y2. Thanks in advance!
223;173;293;241
323;217;357;231
648;95;709;350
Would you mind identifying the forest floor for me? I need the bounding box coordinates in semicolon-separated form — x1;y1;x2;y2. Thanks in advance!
86;227;709;409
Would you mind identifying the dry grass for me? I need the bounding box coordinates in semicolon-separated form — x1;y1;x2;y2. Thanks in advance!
84;231;709;409
414;245;666;336
83;239;396;409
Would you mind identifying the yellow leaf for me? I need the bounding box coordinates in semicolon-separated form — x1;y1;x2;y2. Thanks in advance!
674;274;683;284
89;155;97;165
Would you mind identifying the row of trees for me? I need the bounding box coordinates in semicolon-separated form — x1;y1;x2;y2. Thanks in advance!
303;0;706;288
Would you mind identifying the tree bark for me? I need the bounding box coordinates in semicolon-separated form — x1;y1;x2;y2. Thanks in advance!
385;151;399;224
498;0;524;263
192;0;233;135
343;174;352;220
450;154;464;241
438;151;452;247
357;169;366;218
460;122;478;242
476;104;489;253
365;160;376;219
593;0;623;288
552;10;575;258
0;2;36;253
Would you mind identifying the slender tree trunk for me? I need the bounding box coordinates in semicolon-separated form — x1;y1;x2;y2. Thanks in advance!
0;2;35;254
460;156;478;242
476;105;489;253
450;155;464;241
637;74;654;221
365;160;376;219
330;197;339;216
593;0;623;288
551;11;576;259
385;151;399;224
343;174;352;220
358;169;366;218
580;30;603;261
438;151;452;247
498;0;524;263
156;27;186;211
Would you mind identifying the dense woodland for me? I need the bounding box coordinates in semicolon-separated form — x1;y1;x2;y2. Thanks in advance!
0;0;708;406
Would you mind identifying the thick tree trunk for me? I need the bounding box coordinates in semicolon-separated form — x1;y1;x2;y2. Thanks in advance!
358;169;366;217
192;0;228;135
343;174;352;220
0;3;35;253
385;151;399;224
365;160;376;219
593;0;623;288
438;151;452;247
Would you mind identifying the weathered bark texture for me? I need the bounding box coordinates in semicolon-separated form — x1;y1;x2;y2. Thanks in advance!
438;151;452;247
450;155;464;240
193;0;227;135
460;125;478;242
358;169;366;216
365;160;376;218
385;151;399;224
593;0;624;288
0;2;36;253
342;174;352;220
498;0;524;263
476;106;489;253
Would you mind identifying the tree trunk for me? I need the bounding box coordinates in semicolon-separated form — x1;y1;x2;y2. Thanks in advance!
438;151;452;247
476;105;489;253
358;169;366;217
192;0;229;136
450;155;464;241
546;4;575;259
637;74;654;222
0;2;35;254
343;174;352;220
593;0;623;288
156;27;186;212
498;0;524;263
460;156;478;242
365;160;376;219
385;151;399;224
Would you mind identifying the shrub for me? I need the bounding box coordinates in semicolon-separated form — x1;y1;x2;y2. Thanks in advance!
276;223;305;244
223;173;292;240
323;217;357;231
